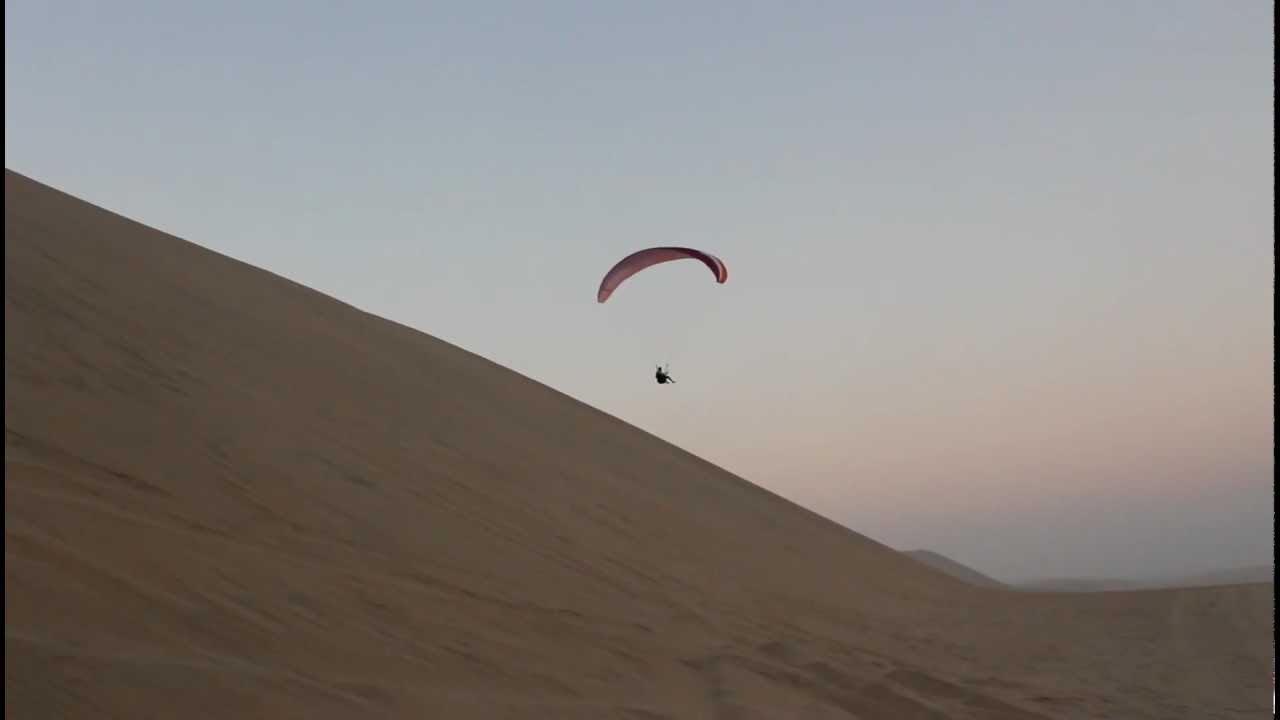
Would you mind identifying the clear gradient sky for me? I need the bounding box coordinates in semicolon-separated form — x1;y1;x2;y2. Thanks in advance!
6;1;1273;583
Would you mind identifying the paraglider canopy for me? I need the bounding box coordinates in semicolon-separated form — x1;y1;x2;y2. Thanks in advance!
597;246;728;303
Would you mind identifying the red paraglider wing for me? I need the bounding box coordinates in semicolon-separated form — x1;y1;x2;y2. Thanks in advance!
597;247;728;303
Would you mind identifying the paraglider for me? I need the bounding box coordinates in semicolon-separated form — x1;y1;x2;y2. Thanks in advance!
596;246;728;304
655;363;675;384
597;246;727;385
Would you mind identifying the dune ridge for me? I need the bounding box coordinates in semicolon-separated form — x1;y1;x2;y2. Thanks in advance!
904;551;1006;589
5;169;1273;718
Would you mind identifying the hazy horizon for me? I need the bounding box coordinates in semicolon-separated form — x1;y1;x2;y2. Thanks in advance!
6;1;1273;583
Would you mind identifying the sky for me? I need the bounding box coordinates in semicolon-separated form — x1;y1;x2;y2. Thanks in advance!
5;0;1273;583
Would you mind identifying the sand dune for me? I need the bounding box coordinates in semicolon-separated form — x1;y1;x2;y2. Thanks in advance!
905;553;1273;594
904;551;1006;589
1016;566;1275;594
5;169;1273;718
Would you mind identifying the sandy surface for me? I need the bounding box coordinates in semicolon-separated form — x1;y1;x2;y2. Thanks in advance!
5;169;1273;718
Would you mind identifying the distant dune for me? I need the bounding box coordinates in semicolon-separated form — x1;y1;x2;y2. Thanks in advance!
5;169;1274;719
1016;578;1154;593
904;553;1275;594
1170;564;1273;587
1018;565;1274;593
903;550;1006;588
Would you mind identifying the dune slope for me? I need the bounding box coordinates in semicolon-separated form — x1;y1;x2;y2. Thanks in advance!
5;169;1273;719
905;551;1006;589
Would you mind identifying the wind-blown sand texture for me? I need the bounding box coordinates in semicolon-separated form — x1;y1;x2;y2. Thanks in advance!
5;169;1273;718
